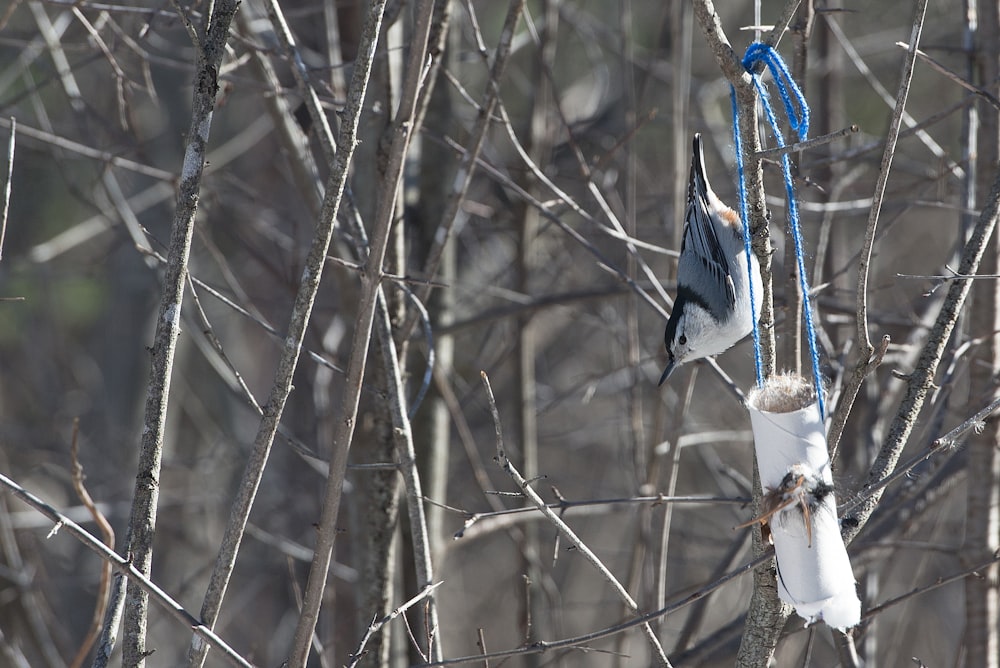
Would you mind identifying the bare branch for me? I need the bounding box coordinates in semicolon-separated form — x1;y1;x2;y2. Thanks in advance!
837;393;1000;516
753;124;858;160
843;157;1000;544
855;0;928;354
693;0;776;376
862;554;1000;621
823;10;962;180
421;545;766;667
828;335;890;460
480;371;673;667
288;0;441;662
0;116;11;262
91;572;127;668
762;0;802;49
404;0;527;342
0;472;252;668
68;420;115;668
346;583;443;668
896;41;1000;111
692;2;790;664
829;0;928;463
452;493;750;541
122;2;240;664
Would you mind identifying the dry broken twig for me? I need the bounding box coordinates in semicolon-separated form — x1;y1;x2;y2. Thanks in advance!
67;419;115;668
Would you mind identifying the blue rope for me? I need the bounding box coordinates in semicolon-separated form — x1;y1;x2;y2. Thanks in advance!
730;87;764;388
742;43;810;141
733;42;826;418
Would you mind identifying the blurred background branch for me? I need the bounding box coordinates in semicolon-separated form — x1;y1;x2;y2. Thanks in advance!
0;0;996;666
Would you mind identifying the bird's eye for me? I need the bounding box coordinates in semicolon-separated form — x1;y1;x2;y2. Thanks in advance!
678;335;687;346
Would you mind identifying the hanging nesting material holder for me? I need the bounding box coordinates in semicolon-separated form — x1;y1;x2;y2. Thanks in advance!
734;44;859;629
746;374;861;630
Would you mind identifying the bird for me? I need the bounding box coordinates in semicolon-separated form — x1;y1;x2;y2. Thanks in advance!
659;134;762;385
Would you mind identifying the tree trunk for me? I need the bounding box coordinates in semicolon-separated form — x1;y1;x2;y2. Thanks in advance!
963;2;1000;665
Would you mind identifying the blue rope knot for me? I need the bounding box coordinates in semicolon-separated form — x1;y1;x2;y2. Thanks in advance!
741;42;810;142
731;42;825;418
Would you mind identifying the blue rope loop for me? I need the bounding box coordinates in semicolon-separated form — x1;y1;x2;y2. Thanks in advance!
732;42;826;418
741;43;810;142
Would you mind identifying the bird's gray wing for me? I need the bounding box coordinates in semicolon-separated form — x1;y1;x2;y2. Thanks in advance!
678;136;736;320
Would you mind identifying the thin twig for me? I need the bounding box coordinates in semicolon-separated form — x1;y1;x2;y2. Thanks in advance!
806;96;972;174
0;477;63;666
139;246;345;376
491;96;675;311
326;255;449;287
861;554;1000;621
476;628;489;668
71;6;131;130
452;493;750;540
897;264;1000;281
830;0;929;460
828;335;890;460
122;2;240;664
479;371;673;667
439;133;670;319
934;395;1000;448
29;1;83;109
402;0;526;343
236;7;322;220
0;472;252;668
895;42;1000;111
286;0;439;662
0;0;21;31
182;1;389;667
0;116;13;262
27;117;272;265
843;158;1000;544
753;124;858;160
91;573;127;668
371;279;442;649
833;629;862;668
421;546;766;667
839;394;1000;517
855;0;927;354
823;9;962;180
762;0;802;48
0;117;173;181
68;419;115;668
346;582;444;668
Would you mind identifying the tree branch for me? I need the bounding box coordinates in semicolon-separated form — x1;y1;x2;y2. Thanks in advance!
480;372;673;667
68;420;114;668
0;115;14;262
0;472;252;668
692;2;798;665
403;0;526;342
182;0;388;664
286;0;440;662
121;2;239;665
843;158;1000;544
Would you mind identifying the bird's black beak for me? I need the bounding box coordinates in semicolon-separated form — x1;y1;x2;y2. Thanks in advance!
658;358;675;386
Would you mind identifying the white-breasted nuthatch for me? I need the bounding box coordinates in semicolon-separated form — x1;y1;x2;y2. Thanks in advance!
659;134;763;385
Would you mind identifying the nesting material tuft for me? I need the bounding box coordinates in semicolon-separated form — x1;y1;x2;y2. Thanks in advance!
747;372;816;414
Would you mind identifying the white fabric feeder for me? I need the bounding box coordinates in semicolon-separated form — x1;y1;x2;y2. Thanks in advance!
746;374;861;630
